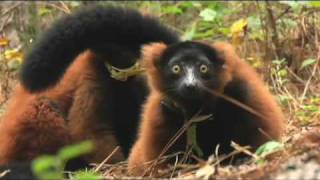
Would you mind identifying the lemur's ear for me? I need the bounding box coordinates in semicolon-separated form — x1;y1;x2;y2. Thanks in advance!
142;43;167;68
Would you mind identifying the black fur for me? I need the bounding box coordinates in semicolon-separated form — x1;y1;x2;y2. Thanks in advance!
155;42;263;159
20;5;179;92
157;41;225;109
0;162;35;180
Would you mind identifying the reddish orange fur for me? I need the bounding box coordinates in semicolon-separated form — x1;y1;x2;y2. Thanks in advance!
142;43;168;92
212;42;284;145
128;42;285;175
0;51;124;165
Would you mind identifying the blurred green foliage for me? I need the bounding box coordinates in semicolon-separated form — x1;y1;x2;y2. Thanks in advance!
255;141;284;165
32;140;97;180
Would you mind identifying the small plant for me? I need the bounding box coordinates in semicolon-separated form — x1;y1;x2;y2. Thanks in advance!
32;140;100;180
255;141;284;165
296;97;320;124
72;170;102;180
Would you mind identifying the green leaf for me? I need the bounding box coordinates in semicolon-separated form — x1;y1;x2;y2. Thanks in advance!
58;140;94;162
162;6;183;15
199;8;217;22
277;69;288;78
218;27;230;36
255;141;284;158
277;95;291;105
302;105;320;112
272;58;287;65
38;7;52;17
187;125;203;157
308;1;320;8
31;141;96;180
178;2;195;9
32;155;63;180
194;30;214;39
300;58;316;70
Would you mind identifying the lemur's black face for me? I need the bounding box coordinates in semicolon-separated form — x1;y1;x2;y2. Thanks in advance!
157;41;226;105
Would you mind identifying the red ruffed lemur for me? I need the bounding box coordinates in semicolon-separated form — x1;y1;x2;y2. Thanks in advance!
0;4;284;179
0;5;179;179
127;41;285;175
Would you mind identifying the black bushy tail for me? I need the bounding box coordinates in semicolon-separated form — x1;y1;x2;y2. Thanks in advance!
20;5;179;92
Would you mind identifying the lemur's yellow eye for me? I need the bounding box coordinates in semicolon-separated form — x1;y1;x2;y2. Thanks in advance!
200;64;208;73
172;65;181;74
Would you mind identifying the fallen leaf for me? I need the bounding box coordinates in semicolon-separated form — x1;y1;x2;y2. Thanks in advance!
230;18;248;46
0;38;9;46
230;18;248;35
4;48;23;62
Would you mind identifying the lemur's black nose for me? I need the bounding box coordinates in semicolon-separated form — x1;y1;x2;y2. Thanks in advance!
180;83;201;97
185;83;198;92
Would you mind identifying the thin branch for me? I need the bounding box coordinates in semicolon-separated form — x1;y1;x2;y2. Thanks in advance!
0;2;23;17
287;67;306;84
58;1;71;14
265;0;280;59
94;146;120;172
46;2;71;14
300;47;320;102
275;6;291;21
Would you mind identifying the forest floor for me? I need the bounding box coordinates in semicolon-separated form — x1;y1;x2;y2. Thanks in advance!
0;73;320;180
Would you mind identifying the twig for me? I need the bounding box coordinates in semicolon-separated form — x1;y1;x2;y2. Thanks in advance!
46;2;71;14
231;142;259;160
0;2;23;17
275;6;291;21
300;47;320;102
145;112;212;176
265;1;280;59
59;1;71;14
94;146;120;172
258;128;274;142
286;67;306;84
145;119;192;176
169;155;179;179
212;145;254;166
0;170;10;178
203;86;268;121
255;1;269;61
0;12;12;31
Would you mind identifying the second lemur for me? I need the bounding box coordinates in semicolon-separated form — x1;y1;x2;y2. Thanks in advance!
128;41;285;175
